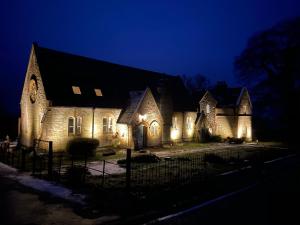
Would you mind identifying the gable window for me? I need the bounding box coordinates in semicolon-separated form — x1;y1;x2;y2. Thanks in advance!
243;105;247;114
68;117;75;135
172;116;178;130
186;116;192;130
94;88;103;96
103;117;113;133
68;116;82;135
150;121;159;137
206;104;210;114
72;86;81;95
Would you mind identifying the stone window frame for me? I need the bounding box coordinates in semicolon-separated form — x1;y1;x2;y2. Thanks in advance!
149;120;160;137
103;117;113;134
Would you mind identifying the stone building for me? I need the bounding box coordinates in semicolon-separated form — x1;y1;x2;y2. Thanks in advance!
195;83;252;141
20;44;252;151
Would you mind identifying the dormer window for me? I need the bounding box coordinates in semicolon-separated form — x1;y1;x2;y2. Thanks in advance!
94;88;103;96
72;86;81;95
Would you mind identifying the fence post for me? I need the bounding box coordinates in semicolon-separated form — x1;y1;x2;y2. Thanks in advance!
126;148;132;190
48;141;53;180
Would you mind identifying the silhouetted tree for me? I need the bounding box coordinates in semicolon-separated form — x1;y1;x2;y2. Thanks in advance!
181;74;210;93
235;16;300;143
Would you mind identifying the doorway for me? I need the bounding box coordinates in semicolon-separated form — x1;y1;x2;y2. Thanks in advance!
135;124;147;149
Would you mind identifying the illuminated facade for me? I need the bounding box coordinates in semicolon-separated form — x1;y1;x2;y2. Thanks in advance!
20;44;251;151
196;85;252;141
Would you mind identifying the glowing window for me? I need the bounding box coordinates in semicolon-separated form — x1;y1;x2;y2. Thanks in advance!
76;116;82;135
72;86;81;95
95;89;103;96
68;117;75;135
206;104;210;114
103;117;113;133
172;116;178;130
150;121;159;137
186;116;192;130
243;105;247;114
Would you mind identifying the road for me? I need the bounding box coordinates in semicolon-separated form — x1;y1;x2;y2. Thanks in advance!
150;154;300;225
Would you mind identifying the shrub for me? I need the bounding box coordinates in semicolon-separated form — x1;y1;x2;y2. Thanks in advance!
117;154;160;164
66;138;99;159
208;135;223;142
227;137;245;144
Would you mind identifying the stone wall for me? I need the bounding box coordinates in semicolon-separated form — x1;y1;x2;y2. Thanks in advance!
131;88;163;147
199;92;217;134
20;45;49;147
215;115;237;138
40;107;123;151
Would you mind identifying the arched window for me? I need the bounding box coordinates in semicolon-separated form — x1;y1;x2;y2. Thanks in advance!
68;117;75;135
150;121;160;137
206;104;210;114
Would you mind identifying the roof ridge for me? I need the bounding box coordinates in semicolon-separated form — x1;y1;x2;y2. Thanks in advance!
34;43;173;78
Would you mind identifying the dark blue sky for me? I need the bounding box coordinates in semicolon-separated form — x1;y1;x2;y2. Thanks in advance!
1;0;300;115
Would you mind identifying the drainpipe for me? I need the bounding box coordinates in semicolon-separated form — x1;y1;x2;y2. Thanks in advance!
92;107;95;138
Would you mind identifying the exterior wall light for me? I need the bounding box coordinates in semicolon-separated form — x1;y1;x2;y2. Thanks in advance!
139;114;147;122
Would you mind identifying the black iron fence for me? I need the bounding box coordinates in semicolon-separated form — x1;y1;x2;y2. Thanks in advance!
0;141;293;192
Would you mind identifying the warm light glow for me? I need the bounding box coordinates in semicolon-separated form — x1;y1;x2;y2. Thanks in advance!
94;88;103;96
72;86;81;95
171;129;179;140
118;124;128;138
139;114;147;122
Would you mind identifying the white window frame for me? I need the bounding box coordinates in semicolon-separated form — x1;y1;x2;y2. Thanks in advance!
103;117;113;133
76;116;82;135
68;117;75;135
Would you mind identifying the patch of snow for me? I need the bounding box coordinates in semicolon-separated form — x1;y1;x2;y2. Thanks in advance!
7;174;86;204
0;162;18;173
87;161;125;176
0;163;85;205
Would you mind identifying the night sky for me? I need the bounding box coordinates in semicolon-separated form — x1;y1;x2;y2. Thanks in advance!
0;0;300;116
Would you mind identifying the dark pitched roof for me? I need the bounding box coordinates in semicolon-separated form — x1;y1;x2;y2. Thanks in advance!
210;87;243;107
33;44;194;111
